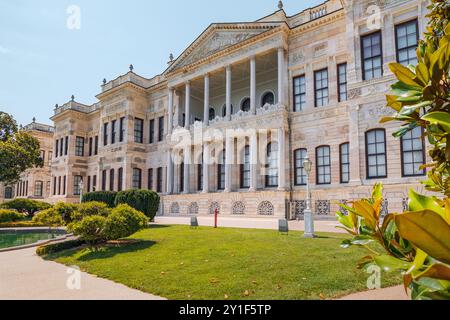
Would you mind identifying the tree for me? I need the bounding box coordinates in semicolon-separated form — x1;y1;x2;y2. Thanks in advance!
337;0;450;300
0;112;43;185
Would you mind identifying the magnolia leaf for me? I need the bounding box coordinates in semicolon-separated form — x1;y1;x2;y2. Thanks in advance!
391;81;422;98
414;63;430;86
371;183;383;202
395;211;450;264
445;23;450;36
374;255;412;273
414;263;450;281
422;112;450;132
386;94;403;112
399;101;433;116
445;199;450;225
353;201;377;230
408;189;445;218
351;235;375;246
407;249;428;275
389;63;422;89
380;116;397;123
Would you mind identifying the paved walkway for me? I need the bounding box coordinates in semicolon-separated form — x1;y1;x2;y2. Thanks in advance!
155;216;345;234
338;285;409;300
0;247;165;300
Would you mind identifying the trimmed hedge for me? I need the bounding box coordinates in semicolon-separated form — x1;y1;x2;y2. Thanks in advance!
1;199;52;216
32;208;64;226
0;221;48;228
115;189;160;220
82;191;117;208
36;240;85;256
0;209;26;223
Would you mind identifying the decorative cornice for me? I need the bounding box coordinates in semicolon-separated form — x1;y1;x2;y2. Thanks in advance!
289;9;345;36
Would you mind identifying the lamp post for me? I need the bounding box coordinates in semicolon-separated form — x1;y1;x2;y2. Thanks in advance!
303;155;316;238
79;179;84;203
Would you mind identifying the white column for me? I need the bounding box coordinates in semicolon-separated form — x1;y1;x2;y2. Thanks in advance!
168;88;174;134
278;128;286;191
250;56;256;114
249;132;258;192
166;150;174;194
183;145;191;193
185;81;191;128
226;65;232;120
277;47;285;105
202;143;210;193
224;135;233;192
203;74;210;126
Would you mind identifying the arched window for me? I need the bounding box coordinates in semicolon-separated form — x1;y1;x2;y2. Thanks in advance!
316;146;331;184
240;145;250;189
240;98;251;112
221;104;234;117
208;108;216;121
294;149;307;186
366;129;387;179
265;143;278;187
261;92;275;106
217;150;226;190
34;181;43;197
4;187;13;199
401;126;425;177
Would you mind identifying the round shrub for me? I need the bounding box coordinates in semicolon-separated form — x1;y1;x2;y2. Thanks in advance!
71;201;111;222
54;202;78;224
82;191;117;208
1;199;52;216
0;209;26;223
67;215;107;244
114;189;160;220
32;208;64;226
103;204;149;241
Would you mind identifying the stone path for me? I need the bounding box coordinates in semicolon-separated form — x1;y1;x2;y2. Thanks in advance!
338;285;409;300
0;247;165;300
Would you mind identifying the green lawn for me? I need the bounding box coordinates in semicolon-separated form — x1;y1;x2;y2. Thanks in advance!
46;225;401;300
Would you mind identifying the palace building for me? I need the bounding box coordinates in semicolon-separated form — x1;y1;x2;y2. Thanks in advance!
2;0;431;219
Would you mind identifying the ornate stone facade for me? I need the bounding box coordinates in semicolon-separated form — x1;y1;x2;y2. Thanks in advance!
2;0;431;221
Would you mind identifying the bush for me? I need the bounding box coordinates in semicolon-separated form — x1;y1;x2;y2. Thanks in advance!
0;221;47;228
68;215;107;244
115;189;160;220
36;240;85;256
82;191;117;208
32;208;64;226
71;201;111;222
103;204;149;241
0;209;26;223
54;202;78;224
1;198;52;216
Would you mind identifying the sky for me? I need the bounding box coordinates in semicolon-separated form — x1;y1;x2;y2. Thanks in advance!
0;0;324;126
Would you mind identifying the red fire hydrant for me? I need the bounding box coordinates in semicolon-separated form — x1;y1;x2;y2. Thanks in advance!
214;208;219;228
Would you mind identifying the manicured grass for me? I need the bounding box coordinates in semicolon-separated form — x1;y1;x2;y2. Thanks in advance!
47;225;401;300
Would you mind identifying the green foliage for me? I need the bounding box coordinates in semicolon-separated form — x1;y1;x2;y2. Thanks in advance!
115;189;160;220
82;191;117;208
68;215;107;244
0;112;18;142
0;221;47;228
102;204;149;241
0;209;25;223
1;198;52;216
53;202;78;224
32;208;64;227
70;201;111;222
36;240;85;256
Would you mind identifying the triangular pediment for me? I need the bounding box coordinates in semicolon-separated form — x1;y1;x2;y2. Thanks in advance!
166;23;282;73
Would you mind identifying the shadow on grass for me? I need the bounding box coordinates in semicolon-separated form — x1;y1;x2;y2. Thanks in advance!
76;240;157;262
147;224;170;229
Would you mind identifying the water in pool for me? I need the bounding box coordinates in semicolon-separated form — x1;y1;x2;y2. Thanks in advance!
0;230;65;249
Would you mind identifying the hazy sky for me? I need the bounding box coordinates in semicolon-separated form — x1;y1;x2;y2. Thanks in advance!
0;0;324;126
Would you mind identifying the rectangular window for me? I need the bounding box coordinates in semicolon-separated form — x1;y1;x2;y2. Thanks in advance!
134;118;144;143
111;120;117;144
294;149;307;186
314;69;329;107
94;136;99;155
60;138;64;157
40;150;45;161
395;20;419;66
240;146;250;189
102;170;107;191
53;177;57;195
73;175;82;196
180;164;185;193
64;136;69;156
157;167;163;193
149;119;155;144
75;136;85;157
34;181;43;197
48;151;53;166
198;163;203;191
118;168;123;191
340;143;350;183
337;63;348;102
109;169;115;191
87;176;91;193
93;175;97;192
401;127;425;177
293;75;306;112
55;140;59;158
88;137;93;156
218;152;225;191
361;31;383;80
132;168;142;189
158;117;165;142
58;176;61;195
103;123;108;146
119;117;125;142
148;168;154;190
366;129;387;179
316;146;331;185
63;176;66;195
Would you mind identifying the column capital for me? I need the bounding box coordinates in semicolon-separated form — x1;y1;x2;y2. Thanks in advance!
225;64;232;72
